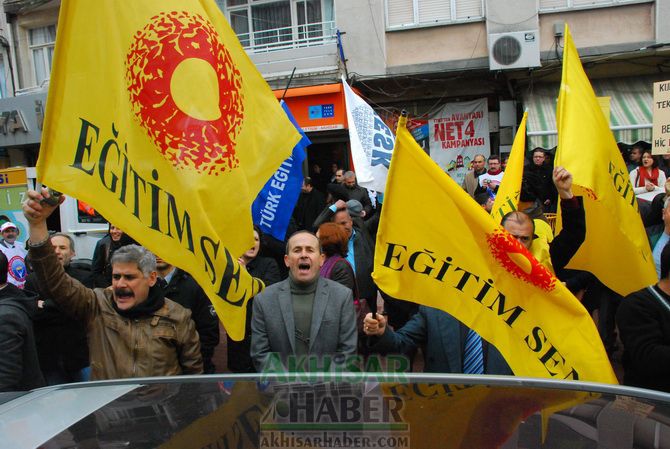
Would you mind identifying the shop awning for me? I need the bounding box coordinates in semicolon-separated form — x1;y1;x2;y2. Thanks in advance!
524;76;655;150
273;83;347;132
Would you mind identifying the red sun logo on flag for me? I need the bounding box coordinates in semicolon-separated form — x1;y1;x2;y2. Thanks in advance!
126;11;244;175
486;229;556;292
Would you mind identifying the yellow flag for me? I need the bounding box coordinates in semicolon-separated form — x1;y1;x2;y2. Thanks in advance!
373;115;616;383
554;25;656;296
159;382;270;449
491;112;528;223
383;383;594;448
490;113;554;271
597;97;611;124
37;0;301;340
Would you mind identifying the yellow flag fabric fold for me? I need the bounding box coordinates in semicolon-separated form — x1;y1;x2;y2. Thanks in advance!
554;25;656;296
383;383;595;449
491;112;528;223
373;115;616;383
37;0;301;340
159;382;270;449
491;112;554;272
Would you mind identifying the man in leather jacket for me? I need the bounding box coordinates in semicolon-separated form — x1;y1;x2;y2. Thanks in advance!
22;188;203;380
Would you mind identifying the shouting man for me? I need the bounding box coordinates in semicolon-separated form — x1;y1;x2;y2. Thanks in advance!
251;231;357;372
22;188;202;380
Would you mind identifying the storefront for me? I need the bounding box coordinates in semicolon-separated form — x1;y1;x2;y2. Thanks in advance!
0;89;110;256
273;82;350;191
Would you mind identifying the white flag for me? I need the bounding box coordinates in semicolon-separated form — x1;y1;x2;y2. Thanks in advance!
342;77;394;192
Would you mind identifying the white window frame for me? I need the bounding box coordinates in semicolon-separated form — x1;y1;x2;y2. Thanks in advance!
221;0;335;51
385;0;485;31
28;24;56;87
539;0;653;13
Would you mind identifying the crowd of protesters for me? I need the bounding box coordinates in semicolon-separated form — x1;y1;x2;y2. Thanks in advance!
2;148;670;394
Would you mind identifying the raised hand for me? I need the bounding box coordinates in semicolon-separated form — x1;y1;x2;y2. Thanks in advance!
553;166;574;199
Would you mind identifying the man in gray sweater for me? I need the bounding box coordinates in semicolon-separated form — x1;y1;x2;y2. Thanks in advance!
251;231;357;372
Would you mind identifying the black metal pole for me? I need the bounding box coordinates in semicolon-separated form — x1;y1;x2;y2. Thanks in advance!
280;67;296;101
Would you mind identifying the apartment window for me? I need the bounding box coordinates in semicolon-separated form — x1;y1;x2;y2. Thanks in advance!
297;0;323;42
222;0;335;51
29;25;56;86
540;0;651;12
387;0;483;29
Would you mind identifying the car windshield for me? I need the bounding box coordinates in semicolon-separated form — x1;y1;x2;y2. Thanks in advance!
2;374;670;449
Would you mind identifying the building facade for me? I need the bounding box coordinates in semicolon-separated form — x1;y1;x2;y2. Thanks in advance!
218;0;669;169
0;0;668;170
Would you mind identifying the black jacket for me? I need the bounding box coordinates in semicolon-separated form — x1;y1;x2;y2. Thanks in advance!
25;266;93;375
90;233;137;288
0;284;45;391
327;258;357;295
313;206;377;302
617;285;670;392
293;189;326;231
163;268;220;374
521;163;557;205
227;256;282;373
326;183;374;218
551;197;586;277
247;256;282;287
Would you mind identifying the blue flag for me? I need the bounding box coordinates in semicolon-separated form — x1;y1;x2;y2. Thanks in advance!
252;101;310;241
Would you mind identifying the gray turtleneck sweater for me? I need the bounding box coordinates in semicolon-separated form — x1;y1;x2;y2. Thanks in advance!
289;276;317;355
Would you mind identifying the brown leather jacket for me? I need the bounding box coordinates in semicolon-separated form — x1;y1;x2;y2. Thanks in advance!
462;169;484;198
28;241;203;380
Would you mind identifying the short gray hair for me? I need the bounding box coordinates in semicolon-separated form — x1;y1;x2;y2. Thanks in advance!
343;171;356;180
110;244;156;277
285;230;321;255
50;232;75;253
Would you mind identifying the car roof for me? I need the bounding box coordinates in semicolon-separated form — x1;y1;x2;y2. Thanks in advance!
1;374;669;449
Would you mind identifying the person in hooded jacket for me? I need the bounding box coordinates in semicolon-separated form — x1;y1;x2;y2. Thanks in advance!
0;250;45;391
91;223;137;288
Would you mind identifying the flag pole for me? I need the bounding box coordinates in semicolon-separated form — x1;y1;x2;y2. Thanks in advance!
280;67;297;101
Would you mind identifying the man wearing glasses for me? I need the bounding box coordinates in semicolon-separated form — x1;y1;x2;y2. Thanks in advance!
501;166;584;275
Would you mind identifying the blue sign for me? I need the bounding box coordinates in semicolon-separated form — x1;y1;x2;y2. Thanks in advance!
410;124;429;141
308;104;335;120
308;105;322;119
322;104;334;118
252;101;311;241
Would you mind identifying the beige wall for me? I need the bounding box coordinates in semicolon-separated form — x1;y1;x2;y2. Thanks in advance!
539;3;653;50
385;21;487;68
336;0;387;77
385;2;653;70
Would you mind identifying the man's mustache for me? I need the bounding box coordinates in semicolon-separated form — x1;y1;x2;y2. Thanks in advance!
114;288;133;297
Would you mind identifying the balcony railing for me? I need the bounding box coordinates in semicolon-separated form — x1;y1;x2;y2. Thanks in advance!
238;20;337;54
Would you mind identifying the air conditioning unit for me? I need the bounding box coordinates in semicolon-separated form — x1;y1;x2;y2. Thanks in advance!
488;30;541;71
